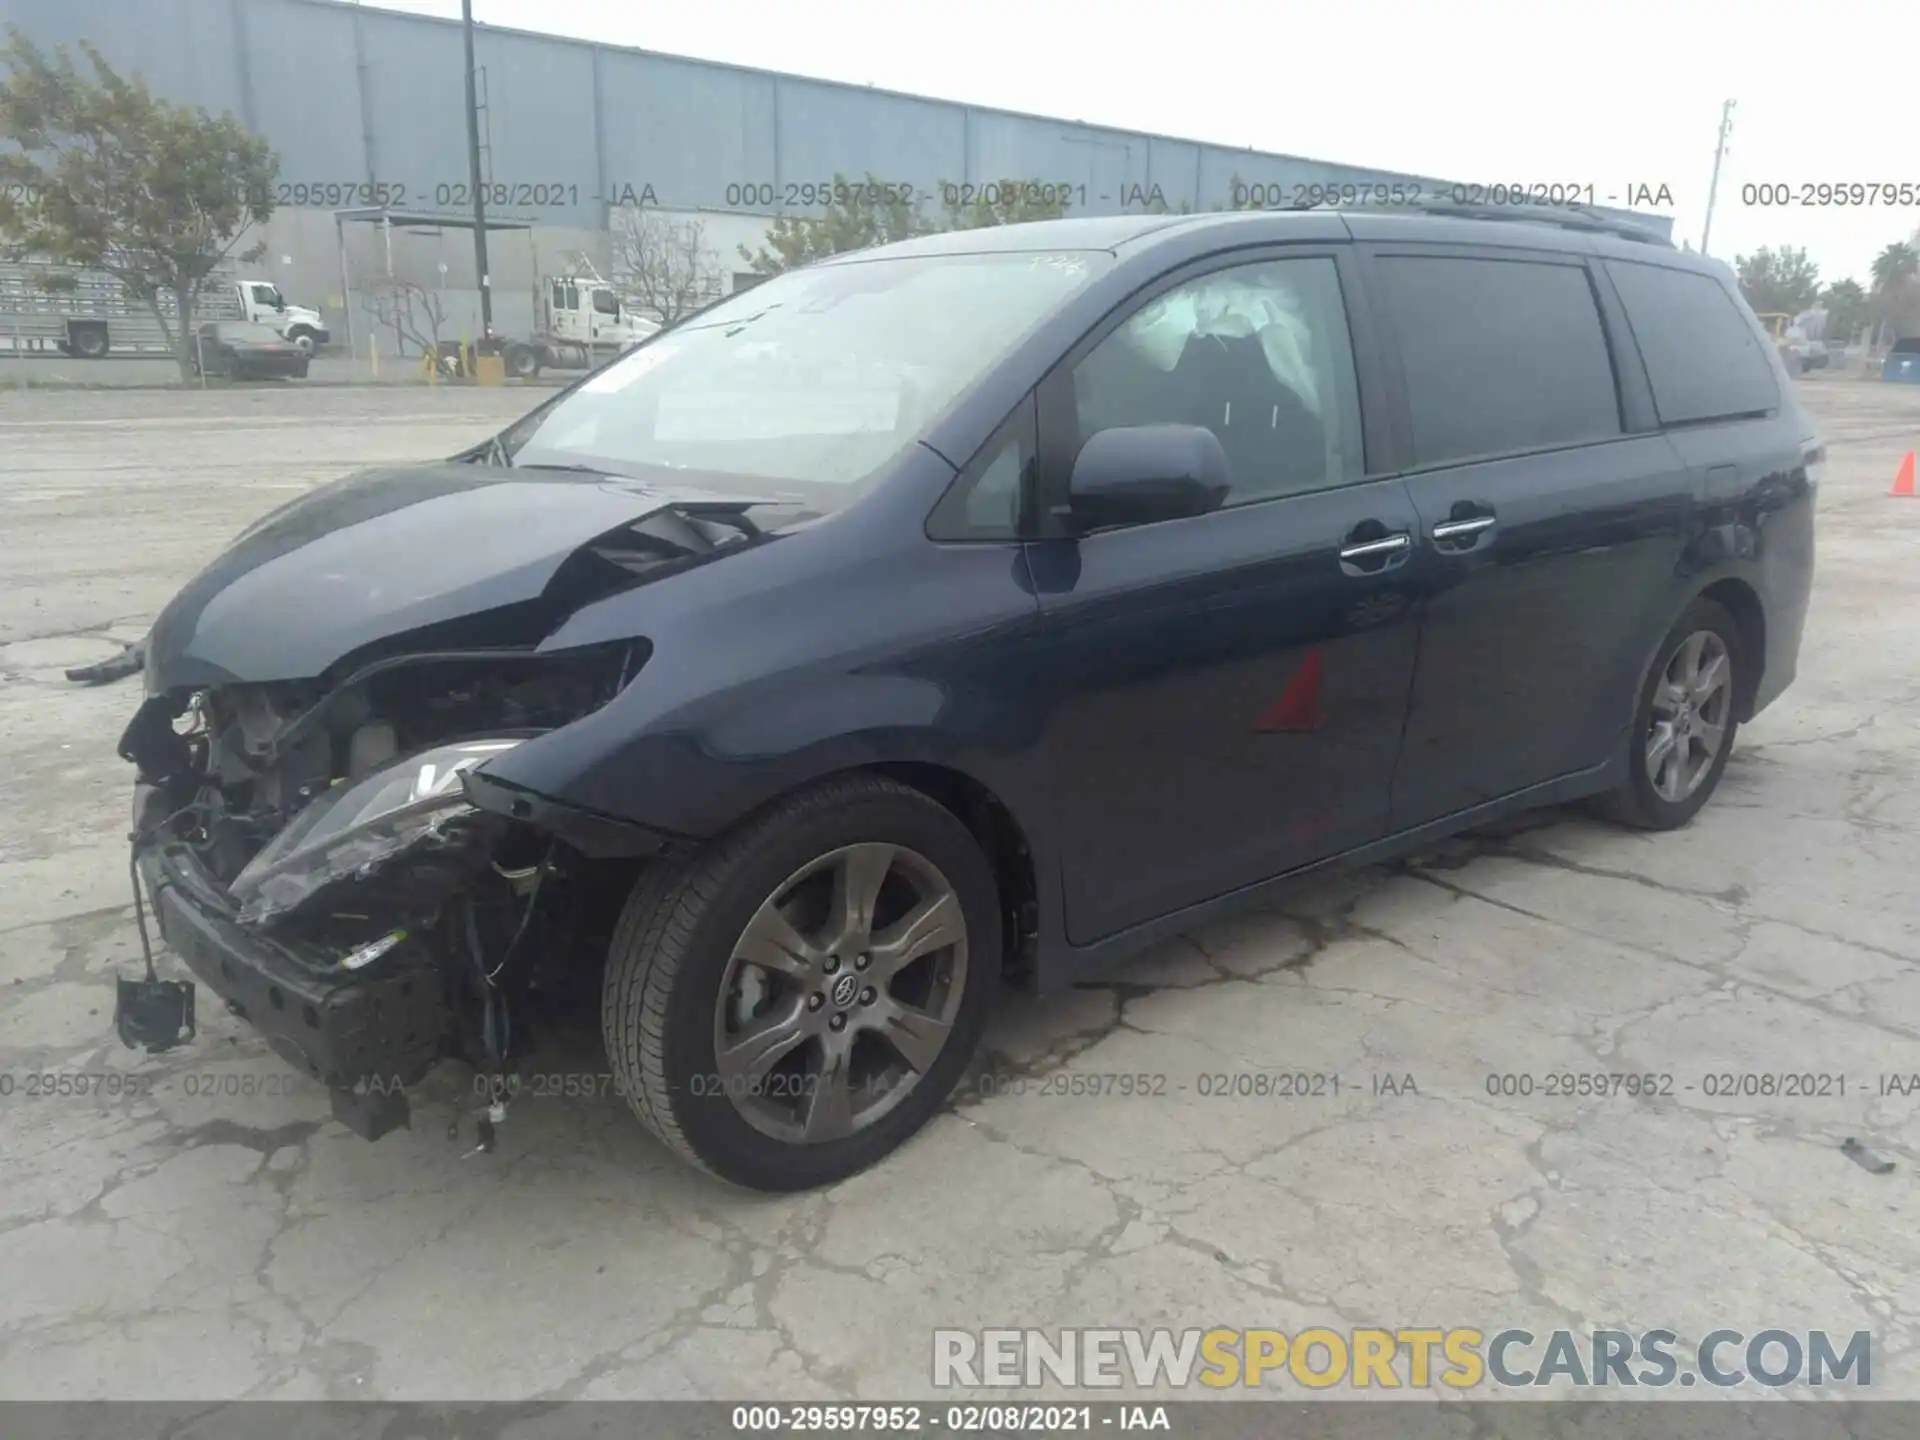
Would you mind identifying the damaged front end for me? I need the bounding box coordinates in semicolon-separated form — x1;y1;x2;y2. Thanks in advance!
119;640;663;1142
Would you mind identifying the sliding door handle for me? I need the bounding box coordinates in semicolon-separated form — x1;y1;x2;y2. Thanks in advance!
1338;533;1411;562
1431;515;1497;542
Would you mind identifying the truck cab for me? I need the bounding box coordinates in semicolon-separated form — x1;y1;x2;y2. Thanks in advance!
502;276;661;377
235;280;331;355
543;277;657;350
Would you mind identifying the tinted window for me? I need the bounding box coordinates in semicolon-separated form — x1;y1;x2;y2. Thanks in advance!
1380;256;1621;467
1607;260;1780;424
1069;256;1365;506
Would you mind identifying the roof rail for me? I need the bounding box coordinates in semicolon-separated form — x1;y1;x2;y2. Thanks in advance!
1338;198;1675;247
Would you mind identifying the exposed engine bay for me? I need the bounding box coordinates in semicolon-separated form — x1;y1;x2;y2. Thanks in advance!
120;640;648;1140
103;462;822;1145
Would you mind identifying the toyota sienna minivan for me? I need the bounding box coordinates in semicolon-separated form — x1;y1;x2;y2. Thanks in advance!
114;203;1818;1190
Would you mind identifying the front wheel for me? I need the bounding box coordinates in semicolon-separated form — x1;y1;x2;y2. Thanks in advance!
602;775;1000;1191
1592;597;1743;830
286;327;318;355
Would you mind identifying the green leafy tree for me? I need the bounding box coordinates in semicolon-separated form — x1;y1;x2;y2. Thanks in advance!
940;177;1068;230
0;28;278;382
1819;278;1868;344
1870;239;1918;296
1734;245;1821;316
1870;239;1920;342
739;171;930;275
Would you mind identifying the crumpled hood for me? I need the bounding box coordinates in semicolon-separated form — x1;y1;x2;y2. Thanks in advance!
145;463;789;690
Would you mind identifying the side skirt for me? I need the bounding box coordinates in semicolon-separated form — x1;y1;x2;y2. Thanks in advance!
1032;754;1625;994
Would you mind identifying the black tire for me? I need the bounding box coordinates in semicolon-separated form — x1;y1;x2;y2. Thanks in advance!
505;344;539;379
286;327;318;356
1592;597;1744;831
602;774;1000;1191
71;327;109;359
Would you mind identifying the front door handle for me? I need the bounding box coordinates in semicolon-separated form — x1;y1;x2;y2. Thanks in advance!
1431;515;1496;542
1338;534;1411;562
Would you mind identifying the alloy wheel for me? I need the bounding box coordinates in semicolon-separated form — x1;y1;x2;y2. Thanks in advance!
712;842;968;1144
1645;630;1732;802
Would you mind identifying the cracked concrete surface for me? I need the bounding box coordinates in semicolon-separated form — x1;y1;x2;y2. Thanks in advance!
2;381;1918;1402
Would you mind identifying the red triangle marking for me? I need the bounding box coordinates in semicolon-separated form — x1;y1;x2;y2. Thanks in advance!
1256;649;1325;733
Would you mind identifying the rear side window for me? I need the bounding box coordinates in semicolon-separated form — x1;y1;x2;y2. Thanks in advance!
1605;260;1780;424
1378;256;1622;468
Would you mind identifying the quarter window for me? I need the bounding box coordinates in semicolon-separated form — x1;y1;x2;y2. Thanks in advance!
1068;256;1365;507
1378;256;1622;467
1606;260;1780;425
928;398;1036;541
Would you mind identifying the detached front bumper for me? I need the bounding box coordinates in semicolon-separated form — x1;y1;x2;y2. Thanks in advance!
133;800;457;1135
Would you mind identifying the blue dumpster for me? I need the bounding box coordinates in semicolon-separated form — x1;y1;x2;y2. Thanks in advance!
1885;339;1920;383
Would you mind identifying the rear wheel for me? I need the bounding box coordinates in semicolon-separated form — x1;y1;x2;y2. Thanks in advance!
1593;598;1743;830
505;344;540;379
602;775;999;1191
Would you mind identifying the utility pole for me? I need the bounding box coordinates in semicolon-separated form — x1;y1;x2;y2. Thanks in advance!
1700;98;1735;257
461;0;492;335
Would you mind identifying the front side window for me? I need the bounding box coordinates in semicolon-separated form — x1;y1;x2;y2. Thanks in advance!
504;251;1110;503
1068;256;1365;506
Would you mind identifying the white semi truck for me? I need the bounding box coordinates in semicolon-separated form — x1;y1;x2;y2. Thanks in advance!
499;261;661;379
0;263;331;359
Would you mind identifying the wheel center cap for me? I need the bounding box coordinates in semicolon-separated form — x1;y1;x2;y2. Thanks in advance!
829;973;860;1009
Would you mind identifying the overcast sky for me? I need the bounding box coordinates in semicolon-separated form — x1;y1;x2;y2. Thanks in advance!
367;0;1917;286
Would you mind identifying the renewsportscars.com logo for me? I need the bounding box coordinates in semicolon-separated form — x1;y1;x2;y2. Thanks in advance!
932;1327;1873;1391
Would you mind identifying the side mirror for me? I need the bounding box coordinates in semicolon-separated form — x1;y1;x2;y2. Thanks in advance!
1068;425;1231;531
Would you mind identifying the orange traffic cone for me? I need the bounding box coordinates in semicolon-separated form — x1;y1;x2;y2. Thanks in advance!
1894;451;1917;498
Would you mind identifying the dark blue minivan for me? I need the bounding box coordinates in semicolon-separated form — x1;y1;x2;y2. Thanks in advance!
117;204;1819;1189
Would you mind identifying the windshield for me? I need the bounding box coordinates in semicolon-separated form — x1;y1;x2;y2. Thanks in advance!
219;323;286;343
503;250;1110;495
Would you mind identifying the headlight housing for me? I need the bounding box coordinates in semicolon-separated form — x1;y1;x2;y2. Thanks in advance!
229;738;524;926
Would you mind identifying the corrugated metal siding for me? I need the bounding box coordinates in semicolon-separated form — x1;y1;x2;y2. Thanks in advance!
0;0;1673;239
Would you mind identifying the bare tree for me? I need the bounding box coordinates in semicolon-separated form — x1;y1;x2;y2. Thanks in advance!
357;273;450;360
611;205;723;324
